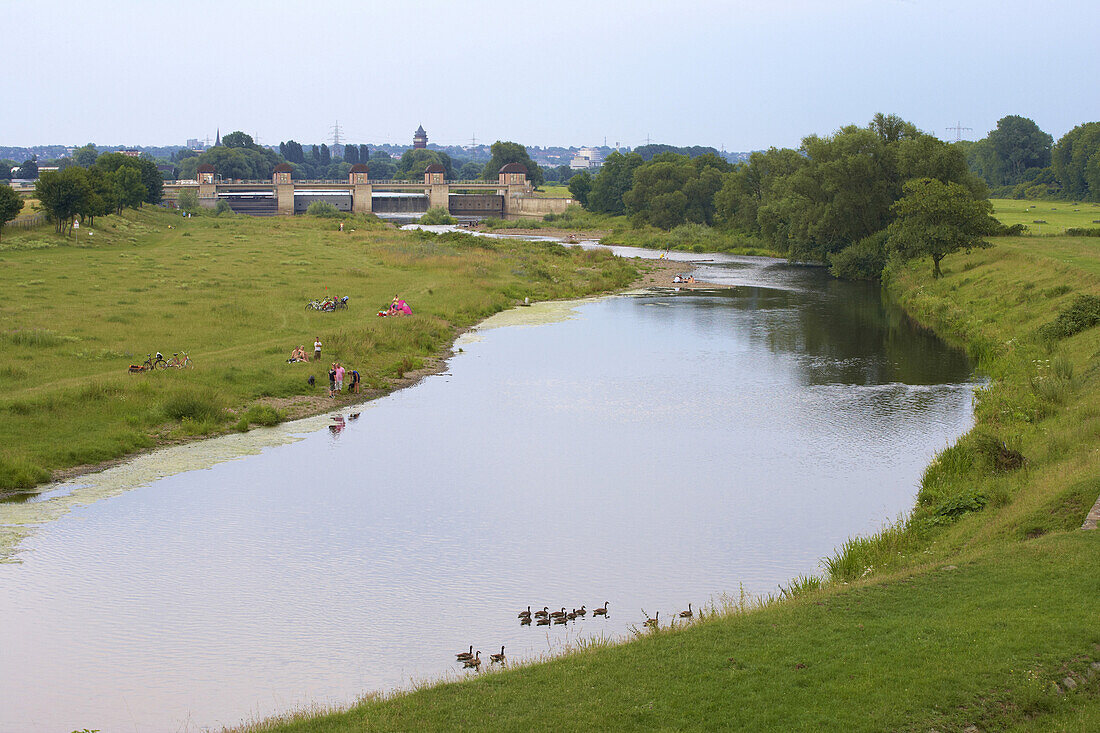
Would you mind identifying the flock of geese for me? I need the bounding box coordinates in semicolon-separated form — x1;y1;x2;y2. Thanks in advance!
454;601;695;669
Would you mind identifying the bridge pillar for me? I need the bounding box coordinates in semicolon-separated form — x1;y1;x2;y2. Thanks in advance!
273;163;295;215
428;184;449;211
197;164;217;208
349;164;372;213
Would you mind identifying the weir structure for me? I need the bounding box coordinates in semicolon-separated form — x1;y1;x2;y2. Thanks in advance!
168;162;572;219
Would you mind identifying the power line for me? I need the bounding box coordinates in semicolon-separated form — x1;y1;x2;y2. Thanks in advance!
946;121;972;142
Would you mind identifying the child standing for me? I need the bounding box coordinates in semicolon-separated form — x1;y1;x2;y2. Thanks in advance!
334;362;345;393
328;363;336;398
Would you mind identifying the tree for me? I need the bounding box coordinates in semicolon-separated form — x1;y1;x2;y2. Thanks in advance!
397;149;453;180
95;153;163;204
17;158;38;180
221;131;255;149
457;160;482;180
479;141;544;186
111;166;147;213
73;143;99;168
1051;122;1100;201
0;184;22;241
320;143;331;166
886;178;998;278
586;151;643;215
358;145;369;164
369;151;397;180
568;170;592;206
35;169;89;233
344;145;359;165
987;115;1053;185
177;188;200;215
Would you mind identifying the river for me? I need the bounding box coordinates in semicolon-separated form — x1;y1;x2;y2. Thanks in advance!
0;248;976;732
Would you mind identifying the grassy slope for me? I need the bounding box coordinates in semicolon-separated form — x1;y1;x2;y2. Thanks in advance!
247;234;1100;733
0;208;637;490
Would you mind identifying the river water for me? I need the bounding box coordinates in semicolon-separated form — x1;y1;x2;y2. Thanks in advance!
0;250;976;732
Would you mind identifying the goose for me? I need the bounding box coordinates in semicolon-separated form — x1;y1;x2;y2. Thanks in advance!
518;606;532;619
462;651;481;669
348;412;360;420
536;616;551;626
533;606;550;619
455;645;474;661
644;611;660;629
553;615;568;625
679;603;693;619
593;602;609;617
549;607;568;619
490;646;506;664
520;615;532;626
575;605;587;617
567;610;577;621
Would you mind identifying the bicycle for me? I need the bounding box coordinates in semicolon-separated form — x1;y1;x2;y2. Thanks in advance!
143;352;168;370
165;352;193;369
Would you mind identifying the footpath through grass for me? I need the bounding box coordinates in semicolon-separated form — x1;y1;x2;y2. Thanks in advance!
0;208;637;492
245;232;1100;732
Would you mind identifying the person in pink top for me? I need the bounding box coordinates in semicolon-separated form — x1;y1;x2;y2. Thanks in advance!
334;363;345;393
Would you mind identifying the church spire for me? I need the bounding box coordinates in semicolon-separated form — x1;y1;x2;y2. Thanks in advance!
215;128;221;147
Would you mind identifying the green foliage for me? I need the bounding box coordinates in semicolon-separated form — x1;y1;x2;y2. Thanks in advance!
479;141;544;186
161;390;226;424
213;199;232;216
886;178;998;278
0;184;21;240
305;201;339;217
241;404;283;427
1064;227;1100;237
586;150;643;215
397;148;452;180
0;456;50;490
982;115;1054;186
94;153;163;204
1037;294;1100;341
177;188;199;214
567;170;592;206
622;153;731;229
178;137;283;182
828;230;888;280
417;207;457;225
35;169;89;233
1051;122;1100;201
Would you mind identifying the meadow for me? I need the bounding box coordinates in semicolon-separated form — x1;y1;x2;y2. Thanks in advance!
0;208;637;491
243;230;1100;731
990;198;1100;235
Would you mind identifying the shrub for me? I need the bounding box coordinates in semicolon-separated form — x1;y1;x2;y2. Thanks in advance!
1037;294;1100;341
1064;227;1100;237
305;201;339;217
161;390;225;424
242;404;283;427
213;199;232;216
830;231;887;281
417;207;457;225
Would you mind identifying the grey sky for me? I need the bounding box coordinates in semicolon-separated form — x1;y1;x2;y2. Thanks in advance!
4;0;1098;150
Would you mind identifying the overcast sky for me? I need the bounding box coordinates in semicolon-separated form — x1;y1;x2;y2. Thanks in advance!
4;0;1098;151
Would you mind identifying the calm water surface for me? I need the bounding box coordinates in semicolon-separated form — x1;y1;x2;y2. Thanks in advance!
0;253;976;732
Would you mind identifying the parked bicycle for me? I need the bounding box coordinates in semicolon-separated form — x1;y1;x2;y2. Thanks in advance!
305;296;349;312
165;352;193;369
129;352;167;372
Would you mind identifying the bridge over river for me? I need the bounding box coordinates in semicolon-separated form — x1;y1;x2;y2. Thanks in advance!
163;163;572;219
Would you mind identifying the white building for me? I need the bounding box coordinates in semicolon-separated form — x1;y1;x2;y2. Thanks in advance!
569;147;604;170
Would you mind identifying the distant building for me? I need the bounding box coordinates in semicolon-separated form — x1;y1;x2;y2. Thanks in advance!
569;147;604;170
413;125;428;149
120;150;141;158
186;138;204;150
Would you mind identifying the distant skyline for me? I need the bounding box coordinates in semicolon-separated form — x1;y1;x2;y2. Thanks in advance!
4;0;1098;151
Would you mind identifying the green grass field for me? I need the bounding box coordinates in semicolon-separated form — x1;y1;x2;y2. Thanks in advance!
533;184;573;198
0;208;636;491
241;230;1100;732
990;198;1100;234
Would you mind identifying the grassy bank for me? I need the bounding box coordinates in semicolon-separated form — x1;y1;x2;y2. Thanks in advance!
990;198;1100;235
244;233;1100;732
0;208;637;492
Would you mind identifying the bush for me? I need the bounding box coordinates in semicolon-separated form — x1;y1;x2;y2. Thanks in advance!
1064;227;1100;237
306;201;340;217
162;390;226;424
417;207;457;225
241;404;283;427
1037;294;1100;341
213;199;231;216
177;189;199;214
830;231;887;281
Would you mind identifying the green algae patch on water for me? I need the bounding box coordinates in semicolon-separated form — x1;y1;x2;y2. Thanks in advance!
0;410;357;563
456;296;606;346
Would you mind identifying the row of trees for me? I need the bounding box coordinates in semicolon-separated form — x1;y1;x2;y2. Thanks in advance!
960;116;1100;201
569;115;1001;279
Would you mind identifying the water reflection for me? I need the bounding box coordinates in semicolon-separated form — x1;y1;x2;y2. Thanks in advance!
0;257;976;732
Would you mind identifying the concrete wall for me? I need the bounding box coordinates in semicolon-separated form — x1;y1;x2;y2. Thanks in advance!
505;196;575;219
